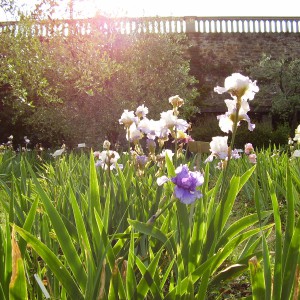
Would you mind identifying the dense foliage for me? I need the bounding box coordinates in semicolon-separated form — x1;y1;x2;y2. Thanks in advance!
0;4;198;148
1;70;300;299
192;116;291;149
247;54;300;130
0;145;299;299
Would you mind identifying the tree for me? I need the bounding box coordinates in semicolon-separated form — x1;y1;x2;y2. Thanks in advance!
247;54;300;129
0;3;199;148
96;32;199;144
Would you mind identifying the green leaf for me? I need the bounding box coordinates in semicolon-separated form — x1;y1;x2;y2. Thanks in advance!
211;255;263;287
9;230;28;300
126;231;137;299
281;216;300;300
135;247;164;299
69;188;96;299
249;256;265;300
89;152;101;245
238;165;256;193
116;163;128;203
283;164;295;268
128;219;175;257
176;201;190;277
261;234;272;300
201;175;240;262
165;152;175;177
166;224;273;298
4;219;12;297
26;160;87;293
69;188;93;263
94;211;126;299
189;199;206;273
19;197;39;256
14;225;83;300
217;211;272;249
160;257;176;290
210;224;274;277
267;173;282;299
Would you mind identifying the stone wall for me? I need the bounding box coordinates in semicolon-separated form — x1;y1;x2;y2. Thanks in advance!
1;16;300;113
186;32;300;111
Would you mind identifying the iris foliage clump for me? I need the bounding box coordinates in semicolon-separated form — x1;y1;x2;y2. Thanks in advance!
0;74;300;300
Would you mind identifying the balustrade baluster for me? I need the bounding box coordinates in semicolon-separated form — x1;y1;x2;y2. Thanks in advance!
242;20;246;32
1;17;300;36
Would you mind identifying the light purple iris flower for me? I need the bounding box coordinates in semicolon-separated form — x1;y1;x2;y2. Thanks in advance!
136;155;148;168
157;164;204;204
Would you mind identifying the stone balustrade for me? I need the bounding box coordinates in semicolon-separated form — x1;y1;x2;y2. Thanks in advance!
0;16;300;35
188;17;300;33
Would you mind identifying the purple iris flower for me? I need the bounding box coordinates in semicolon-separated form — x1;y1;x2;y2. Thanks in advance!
136;155;148;168
171;165;204;204
157;164;204;205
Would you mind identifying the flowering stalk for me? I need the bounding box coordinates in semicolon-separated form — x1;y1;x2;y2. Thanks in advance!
228;96;241;161
174;127;178;166
147;197;177;224
218;103;240;202
212;73;259;201
127;127;131;153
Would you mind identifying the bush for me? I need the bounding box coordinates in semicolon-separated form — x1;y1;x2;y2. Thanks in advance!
235;121;290;149
0;17;198;148
191;114;290;150
191;114;223;142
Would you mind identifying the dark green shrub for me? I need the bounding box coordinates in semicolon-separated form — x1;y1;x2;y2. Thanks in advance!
270;123;291;146
192;114;290;150
191;114;223;142
235;121;290;149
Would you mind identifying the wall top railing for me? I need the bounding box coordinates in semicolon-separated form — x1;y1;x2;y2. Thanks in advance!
1;16;300;35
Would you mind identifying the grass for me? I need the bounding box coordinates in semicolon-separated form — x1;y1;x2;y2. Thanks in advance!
0;147;299;299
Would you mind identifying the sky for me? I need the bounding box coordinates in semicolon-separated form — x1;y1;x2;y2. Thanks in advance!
0;0;299;21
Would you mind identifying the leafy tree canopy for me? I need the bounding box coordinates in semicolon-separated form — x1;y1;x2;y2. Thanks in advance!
248;54;300;128
0;0;199;148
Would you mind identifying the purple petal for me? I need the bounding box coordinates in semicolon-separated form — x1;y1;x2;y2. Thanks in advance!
174;186;202;204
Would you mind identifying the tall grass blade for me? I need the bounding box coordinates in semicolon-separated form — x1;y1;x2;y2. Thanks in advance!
165;153;175;177
216;211;272;249
283;164;295;268
249;256;265;300
94;210;126;299
281;216;300;300
88;152;101;250
261;234;271;300
33;274;50;299
267;173;282;299
201;175;240;262
128;219;175;257
9;229;28;300
19;197;39;256
135;247;164;299
14;225;84;300
126;230;137;299
26;161;87;293
176;201;190;276
4;219;12;298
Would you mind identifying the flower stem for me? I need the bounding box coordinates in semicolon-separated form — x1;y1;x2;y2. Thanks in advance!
127;127;131;153
218;97;241;202
174;128;178;166
229;97;241;154
147;197;177;224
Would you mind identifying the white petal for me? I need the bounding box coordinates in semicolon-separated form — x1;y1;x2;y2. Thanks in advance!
214;86;228;94
157;176;170;186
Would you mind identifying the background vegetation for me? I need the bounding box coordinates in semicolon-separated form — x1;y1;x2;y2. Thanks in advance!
1;1;300;150
0;1;199;148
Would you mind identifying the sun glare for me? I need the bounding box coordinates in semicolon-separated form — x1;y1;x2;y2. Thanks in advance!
72;0;173;19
